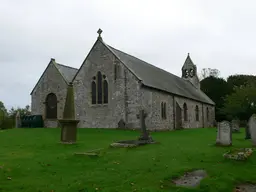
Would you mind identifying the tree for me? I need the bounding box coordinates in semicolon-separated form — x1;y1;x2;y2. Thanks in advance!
200;76;233;121
0;101;7;115
8;105;31;118
199;68;220;80
227;74;256;89
221;84;256;121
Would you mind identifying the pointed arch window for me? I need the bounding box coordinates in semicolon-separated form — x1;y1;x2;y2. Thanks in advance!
103;76;108;104
97;72;103;104
114;64;118;80
206;107;209;121
195;105;199;121
183;103;188;121
161;102;167;119
91;72;108;105
91;81;96;104
45;93;57;119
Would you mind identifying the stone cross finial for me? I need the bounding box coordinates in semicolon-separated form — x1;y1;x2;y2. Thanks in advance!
97;28;103;39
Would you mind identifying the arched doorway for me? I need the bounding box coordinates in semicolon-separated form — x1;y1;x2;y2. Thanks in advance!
45;93;57;119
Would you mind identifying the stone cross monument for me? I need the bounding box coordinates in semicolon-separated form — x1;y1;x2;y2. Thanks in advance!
136;109;153;142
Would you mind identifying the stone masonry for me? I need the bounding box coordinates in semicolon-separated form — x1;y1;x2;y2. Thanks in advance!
31;32;215;130
31;60;68;128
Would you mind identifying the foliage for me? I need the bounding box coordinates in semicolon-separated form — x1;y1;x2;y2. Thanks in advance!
8;105;31;118
223;148;253;161
227;74;256;89
0;101;31;129
0;117;15;129
200;76;233;121
221;84;256;120
0;109;5;127
0;128;255;192
199;68;220;80
0;101;7;115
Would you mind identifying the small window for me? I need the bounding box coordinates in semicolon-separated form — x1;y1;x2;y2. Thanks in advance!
91;81;96;104
114;64;118;80
195;105;199;121
103;80;108;104
183;103;188;121
206;107;209;121
97;71;103;104
161;102;167;119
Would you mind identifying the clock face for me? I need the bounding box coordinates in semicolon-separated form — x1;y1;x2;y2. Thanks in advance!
189;69;194;77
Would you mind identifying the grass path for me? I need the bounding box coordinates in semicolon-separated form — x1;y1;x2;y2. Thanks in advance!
0;128;255;192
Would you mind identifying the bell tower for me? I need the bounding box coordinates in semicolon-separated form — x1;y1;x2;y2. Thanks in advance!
181;53;200;89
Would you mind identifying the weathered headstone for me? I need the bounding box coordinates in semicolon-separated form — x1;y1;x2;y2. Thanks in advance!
15;111;21;128
118;119;126;129
245;121;251;139
136;110;153;142
231;119;240;133
249;114;256;146
216;121;232;146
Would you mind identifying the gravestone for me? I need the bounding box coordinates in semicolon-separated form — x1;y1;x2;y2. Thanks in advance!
216;121;232;146
231;119;240;133
245;121;251;139
136;110;153;142
249;114;256;146
118;119;126;129
15;111;21;128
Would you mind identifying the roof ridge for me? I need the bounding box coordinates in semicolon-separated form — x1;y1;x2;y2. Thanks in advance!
107;44;183;80
56;63;78;70
106;43;214;105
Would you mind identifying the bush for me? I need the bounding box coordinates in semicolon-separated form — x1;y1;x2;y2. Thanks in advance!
0;117;15;129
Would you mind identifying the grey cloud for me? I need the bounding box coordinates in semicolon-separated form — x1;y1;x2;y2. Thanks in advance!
1;0;256;109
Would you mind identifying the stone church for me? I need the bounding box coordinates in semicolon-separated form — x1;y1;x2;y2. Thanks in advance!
30;29;215;130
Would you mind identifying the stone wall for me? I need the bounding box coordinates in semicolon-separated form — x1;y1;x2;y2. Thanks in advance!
138;88;214;131
31;61;67;128
73;39;143;128
139;87;174;131
175;96;214;128
72;39;215;129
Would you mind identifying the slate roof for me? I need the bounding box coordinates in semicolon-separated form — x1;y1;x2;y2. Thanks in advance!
30;59;78;95
55;63;78;83
105;43;215;105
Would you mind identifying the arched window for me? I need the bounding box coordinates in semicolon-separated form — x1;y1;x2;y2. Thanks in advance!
206;107;209;121
103;79;108;104
183;103;188;121
91;81;96;104
161;102;167;119
97;71;103;104
195;105;199;121
45;93;57;119
91;72;109;105
114;64;117;80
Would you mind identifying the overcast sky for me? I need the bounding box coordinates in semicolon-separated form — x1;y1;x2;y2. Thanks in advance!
1;0;256;110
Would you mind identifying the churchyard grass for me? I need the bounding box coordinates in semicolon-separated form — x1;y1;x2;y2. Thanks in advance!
0;128;256;192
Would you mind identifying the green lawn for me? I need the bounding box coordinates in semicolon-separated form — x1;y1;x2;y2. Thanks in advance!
0;128;255;192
